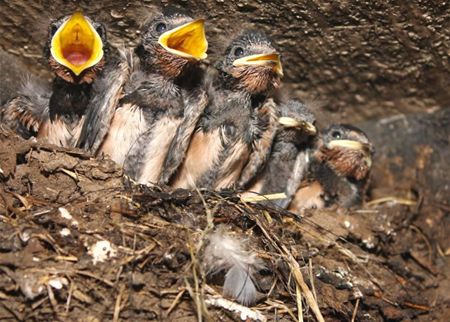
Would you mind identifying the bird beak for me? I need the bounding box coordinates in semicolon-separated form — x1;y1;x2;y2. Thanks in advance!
158;19;208;60
233;53;283;76
278;117;317;135
328;140;372;168
50;12;104;76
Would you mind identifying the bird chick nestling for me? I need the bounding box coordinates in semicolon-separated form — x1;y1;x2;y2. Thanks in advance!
96;8;208;179
1;12;108;145
169;30;283;190
290;124;374;210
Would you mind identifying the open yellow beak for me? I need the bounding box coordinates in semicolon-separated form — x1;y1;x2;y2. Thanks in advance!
278;117;317;135
328;139;372;167
50;12;104;76
233;53;283;76
158;19;208;60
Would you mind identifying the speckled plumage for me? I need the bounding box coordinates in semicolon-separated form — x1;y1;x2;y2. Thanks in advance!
105;10;208;184
168;30;282;190
290;124;374;210
245;100;317;208
1;14;110;148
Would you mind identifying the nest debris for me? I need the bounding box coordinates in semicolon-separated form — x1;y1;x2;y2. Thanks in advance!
0;129;447;321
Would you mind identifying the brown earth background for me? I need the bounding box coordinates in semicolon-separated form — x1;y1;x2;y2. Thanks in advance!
0;1;449;321
1;0;449;123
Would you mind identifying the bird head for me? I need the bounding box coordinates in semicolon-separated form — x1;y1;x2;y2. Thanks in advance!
317;124;374;181
277;100;317;145
46;12;106;84
219;30;283;95
138;8;208;78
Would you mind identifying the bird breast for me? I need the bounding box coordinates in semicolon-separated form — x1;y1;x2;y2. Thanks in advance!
97;103;147;165
171;129;223;189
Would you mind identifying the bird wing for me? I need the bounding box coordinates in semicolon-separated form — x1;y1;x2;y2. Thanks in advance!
237;98;279;189
76;48;134;153
158;89;208;185
276;149;311;209
0;78;50;138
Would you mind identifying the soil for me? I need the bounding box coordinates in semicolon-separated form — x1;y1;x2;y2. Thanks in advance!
0;118;449;321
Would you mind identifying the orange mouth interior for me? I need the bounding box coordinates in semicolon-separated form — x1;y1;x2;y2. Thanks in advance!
62;44;91;66
50;12;104;75
158;19;208;60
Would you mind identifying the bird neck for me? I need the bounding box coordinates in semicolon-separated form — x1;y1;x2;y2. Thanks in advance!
48;78;92;121
135;44;198;86
217;70;267;107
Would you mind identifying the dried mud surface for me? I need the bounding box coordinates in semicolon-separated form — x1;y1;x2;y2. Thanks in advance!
0;1;449;123
0;125;449;321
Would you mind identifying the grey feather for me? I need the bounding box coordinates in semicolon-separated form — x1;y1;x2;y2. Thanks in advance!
76;48;134;153
223;265;258;306
158;89;209;185
203;228;264;306
0;76;50;138
277;149;311;208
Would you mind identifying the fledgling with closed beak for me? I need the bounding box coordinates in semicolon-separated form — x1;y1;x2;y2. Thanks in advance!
167;30;283;190
1;12;113;147
94;8;208;184
243;100;317;208
289;124;374;210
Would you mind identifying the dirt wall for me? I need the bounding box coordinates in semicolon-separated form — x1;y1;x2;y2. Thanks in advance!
1;0;449;123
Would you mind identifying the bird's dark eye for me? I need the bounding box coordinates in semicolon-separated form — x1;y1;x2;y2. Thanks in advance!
234;47;244;57
331;130;342;139
96;26;105;38
155;22;167;33
50;25;58;35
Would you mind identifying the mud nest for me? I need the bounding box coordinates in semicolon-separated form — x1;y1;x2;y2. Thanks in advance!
0;128;448;321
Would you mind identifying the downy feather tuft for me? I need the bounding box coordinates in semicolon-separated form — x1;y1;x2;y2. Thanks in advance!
203;227;264;306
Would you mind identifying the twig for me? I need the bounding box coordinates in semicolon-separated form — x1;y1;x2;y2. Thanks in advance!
254;217;325;322
205;295;267;322
366;196;416;207
65;279;74;314
166;288;186;315
351;298;360;322
295;283;303;322
403;301;432;311
264;299;298;322
185;232;209;322
409;225;433;263
73;270;114;287
46;284;59;318
309;259;317;301
113;284;126;322
0;301;21;321
240;193;287;203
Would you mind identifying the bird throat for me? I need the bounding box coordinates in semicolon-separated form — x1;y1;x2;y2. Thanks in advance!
62;44;91;66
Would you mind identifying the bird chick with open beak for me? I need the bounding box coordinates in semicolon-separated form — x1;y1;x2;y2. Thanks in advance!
167;30;283;190
94;9;208;184
243;100;317;207
1;12;110;147
289;124;374;210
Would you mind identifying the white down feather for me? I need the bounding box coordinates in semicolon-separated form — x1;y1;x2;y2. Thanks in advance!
203;227;264;306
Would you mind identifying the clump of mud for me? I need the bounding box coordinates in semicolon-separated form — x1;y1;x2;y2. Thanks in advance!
0;128;448;321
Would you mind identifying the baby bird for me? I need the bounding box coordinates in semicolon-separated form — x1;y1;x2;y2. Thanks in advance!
95;8;208;183
289;124;374;210
167;30;283;190
244;100;317;208
1;12;109;147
